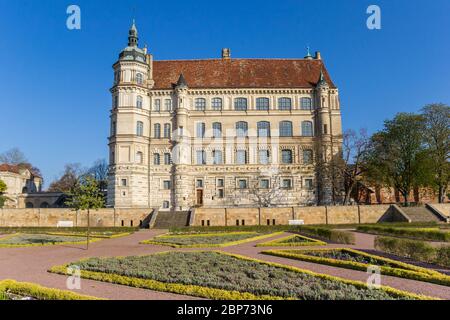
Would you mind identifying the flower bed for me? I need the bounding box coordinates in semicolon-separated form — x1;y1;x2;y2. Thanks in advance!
262;248;450;287
0;233;102;248
140;232;284;248
49;251;432;300
256;234;326;247
0;280;100;300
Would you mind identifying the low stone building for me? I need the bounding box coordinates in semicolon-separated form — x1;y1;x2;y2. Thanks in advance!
0;164;65;208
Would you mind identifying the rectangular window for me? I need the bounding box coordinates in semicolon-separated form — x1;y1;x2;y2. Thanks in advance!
282;179;292;189
213;150;223;165
256;98;270;111
238;179;247;189
211;98;223;111
278;98;292;110
304;179;314;190
153;154;160;165
324;124;328;135
259;150;270;164
218;189;224;199
234;98;248;111
301;97;312;110
196;180;204;188
121;179;127;187
165;99;172;112
163;180;171;190
164;153;172;165
164;124;171;139
260;179;270;189
196;150;206;165
196;123;206;138
217;179;224;188
236;150;247;164
281;150;293;164
154;99;161;112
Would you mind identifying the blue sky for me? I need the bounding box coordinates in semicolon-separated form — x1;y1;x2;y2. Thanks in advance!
0;0;449;187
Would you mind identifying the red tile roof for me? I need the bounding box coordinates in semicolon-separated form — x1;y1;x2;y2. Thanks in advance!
0;164;21;174
152;58;335;90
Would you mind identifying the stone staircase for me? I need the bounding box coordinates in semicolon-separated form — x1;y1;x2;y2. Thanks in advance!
401;207;442;222
152;211;191;229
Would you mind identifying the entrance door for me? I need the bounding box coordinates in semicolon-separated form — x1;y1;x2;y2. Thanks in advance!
196;190;204;206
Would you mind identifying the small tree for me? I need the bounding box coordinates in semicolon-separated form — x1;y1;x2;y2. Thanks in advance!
0;179;7;208
65;176;105;249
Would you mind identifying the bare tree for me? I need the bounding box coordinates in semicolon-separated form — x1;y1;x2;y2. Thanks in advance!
0;148;28;165
48;163;84;193
86;159;109;192
248;175;284;208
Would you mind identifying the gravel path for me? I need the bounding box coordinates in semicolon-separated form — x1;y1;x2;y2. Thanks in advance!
0;229;449;300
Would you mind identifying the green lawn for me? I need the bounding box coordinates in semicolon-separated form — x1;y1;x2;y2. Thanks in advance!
0;234;89;247
55;251;426;300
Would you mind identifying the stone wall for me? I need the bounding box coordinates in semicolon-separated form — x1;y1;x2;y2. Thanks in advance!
0;208;153;228
192;205;405;226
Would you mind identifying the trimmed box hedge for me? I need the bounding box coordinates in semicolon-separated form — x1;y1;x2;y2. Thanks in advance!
256;234;327;247
140;232;284;248
262;248;450;287
0;280;101;300
0;233;103;248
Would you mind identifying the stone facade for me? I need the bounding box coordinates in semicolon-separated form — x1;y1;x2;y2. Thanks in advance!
107;22;343;210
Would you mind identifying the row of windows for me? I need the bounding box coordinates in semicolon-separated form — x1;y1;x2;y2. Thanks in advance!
194;121;314;138
114;72;144;85
116;96;313;112
193;97;313;111
152;149;313;166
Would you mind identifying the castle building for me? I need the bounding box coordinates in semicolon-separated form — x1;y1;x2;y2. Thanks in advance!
107;22;343;210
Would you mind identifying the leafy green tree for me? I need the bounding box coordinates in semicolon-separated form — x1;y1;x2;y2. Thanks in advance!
0;179;7;208
421;103;450;203
364;113;432;206
65;176;105;249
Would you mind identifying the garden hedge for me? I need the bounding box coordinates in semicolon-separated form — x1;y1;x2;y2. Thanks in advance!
255;234;327;247
357;225;450;242
140;232;285;248
0;280;101;300
0;233;103;248
375;236;450;268
262;248;450;287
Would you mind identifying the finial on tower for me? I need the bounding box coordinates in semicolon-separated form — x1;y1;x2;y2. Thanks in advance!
304;46;313;59
317;68;329;88
176;73;188;88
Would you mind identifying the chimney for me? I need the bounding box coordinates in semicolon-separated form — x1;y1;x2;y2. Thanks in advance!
315;51;322;60
222;48;231;60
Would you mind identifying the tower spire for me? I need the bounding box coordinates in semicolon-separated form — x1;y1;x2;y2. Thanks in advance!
304;46;313;59
128;19;138;47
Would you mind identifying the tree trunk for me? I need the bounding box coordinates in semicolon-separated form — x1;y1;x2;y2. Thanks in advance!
87;209;90;250
438;185;445;204
403;192;409;207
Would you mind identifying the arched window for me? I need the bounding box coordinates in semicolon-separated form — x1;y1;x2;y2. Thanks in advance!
257;121;271;137
164;123;171;139
196;122;206;138
136;73;143;85
136;151;143;164
234;98;248;111
154;123;161;138
40;202;50;208
303;149;313;164
278;97;292;110
213;150;223;164
301;121;314;136
256;98;270;111
195;98;207;111
136;121;144;136
26;202;34;208
279;121;293;137
136;96;143;109
212;98;223;111
281;150;293;164
153;154;160;165
301;97;312;110
212;122;222;138
236;121;248;137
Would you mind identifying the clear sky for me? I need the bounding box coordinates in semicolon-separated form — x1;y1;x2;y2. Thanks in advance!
0;0;449;187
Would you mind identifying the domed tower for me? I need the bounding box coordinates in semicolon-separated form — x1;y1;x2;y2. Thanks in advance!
107;21;154;208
